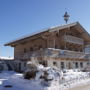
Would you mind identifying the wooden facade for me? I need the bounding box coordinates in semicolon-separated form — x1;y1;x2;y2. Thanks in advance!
5;22;90;70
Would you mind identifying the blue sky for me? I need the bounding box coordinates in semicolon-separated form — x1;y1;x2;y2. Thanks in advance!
0;0;90;57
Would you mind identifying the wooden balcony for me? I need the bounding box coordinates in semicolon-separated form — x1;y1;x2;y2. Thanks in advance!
59;49;85;59
64;35;84;45
16;48;87;60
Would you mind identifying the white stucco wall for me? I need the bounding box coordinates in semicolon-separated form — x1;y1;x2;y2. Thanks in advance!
14;59;87;72
47;59;87;70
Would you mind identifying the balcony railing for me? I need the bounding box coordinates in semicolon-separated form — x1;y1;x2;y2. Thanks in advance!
64;35;84;45
16;48;87;60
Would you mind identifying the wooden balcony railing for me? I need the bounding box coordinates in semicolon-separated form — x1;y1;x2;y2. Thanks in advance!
64;35;84;45
16;48;87;60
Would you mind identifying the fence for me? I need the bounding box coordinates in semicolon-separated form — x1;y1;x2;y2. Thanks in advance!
59;72;90;90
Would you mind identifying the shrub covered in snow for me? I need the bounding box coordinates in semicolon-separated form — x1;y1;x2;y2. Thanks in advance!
24;70;36;79
24;63;61;86
24;63;37;79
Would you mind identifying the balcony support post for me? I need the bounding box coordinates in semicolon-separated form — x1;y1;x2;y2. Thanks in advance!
64;29;67;49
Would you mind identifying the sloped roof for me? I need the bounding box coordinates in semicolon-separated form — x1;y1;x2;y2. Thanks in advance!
4;22;90;46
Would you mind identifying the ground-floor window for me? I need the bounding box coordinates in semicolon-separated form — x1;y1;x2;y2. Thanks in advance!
68;62;72;69
80;62;83;68
39;60;47;67
53;61;57;66
75;62;78;68
87;62;90;65
24;62;27;67
19;63;21;71
61;62;64;69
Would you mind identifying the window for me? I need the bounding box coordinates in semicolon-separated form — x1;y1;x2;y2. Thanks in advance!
68;62;72;69
34;45;38;50
80;62;83;68
60;46;64;49
55;45;58;48
56;33;59;37
39;45;42;50
19;63;21;71
61;62;64;69
24;48;27;53
53;62;57;66
75;62;78;68
39;60;47;67
30;47;33;51
24;62;27;67
87;62;90;65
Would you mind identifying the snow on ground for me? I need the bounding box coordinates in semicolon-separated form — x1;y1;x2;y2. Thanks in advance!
0;68;90;90
0;71;45;90
0;56;14;60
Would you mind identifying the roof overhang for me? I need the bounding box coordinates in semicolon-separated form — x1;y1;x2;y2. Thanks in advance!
4;22;90;47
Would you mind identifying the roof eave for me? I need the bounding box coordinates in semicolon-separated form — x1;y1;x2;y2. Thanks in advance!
5;21;90;46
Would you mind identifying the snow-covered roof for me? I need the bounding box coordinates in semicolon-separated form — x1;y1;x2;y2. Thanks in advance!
4;27;50;46
4;22;90;46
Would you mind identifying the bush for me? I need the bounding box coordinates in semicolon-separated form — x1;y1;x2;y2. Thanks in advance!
24;70;36;79
40;71;53;81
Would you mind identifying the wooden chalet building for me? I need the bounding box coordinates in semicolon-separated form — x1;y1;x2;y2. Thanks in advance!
5;22;90;71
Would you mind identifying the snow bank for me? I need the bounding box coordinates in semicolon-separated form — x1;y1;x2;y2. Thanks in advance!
0;66;90;90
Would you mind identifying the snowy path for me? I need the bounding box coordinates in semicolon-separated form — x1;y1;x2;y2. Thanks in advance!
67;82;90;90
